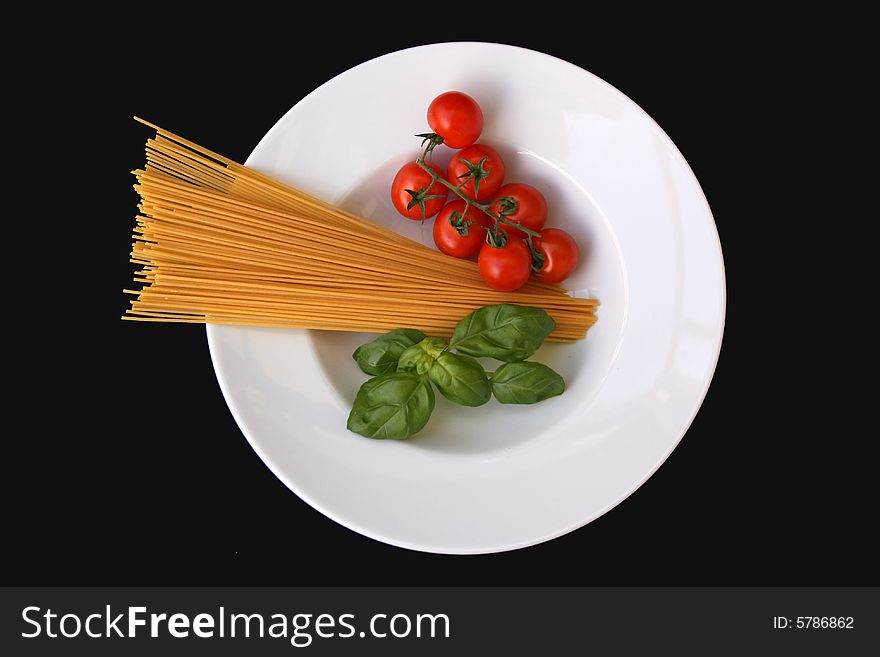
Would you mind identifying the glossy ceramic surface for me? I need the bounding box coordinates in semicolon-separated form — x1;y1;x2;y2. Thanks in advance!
207;43;725;553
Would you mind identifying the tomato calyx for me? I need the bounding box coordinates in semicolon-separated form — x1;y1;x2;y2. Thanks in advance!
485;225;508;249
448;208;474;237
415;132;445;158
493;195;518;217
527;237;546;273
404;186;449;220
453;155;492;198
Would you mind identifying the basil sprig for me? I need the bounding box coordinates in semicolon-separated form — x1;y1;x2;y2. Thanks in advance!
398;338;491;407
347;304;568;439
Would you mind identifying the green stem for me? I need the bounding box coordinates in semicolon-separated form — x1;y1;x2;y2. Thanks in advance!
525;234;546;273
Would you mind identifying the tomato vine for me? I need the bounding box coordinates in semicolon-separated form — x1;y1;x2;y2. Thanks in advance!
413;140;545;269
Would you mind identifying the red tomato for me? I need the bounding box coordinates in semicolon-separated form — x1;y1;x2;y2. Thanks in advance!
489;183;548;240
478;237;532;291
390;161;448;220
533;228;580;284
427;91;483;149
447;144;505;201
433;200;489;258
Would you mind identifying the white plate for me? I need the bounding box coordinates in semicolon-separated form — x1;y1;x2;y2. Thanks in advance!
207;43;725;553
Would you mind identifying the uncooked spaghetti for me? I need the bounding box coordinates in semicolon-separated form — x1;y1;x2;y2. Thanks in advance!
124;120;598;341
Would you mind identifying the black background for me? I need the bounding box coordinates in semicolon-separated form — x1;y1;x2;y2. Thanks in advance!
7;15;872;586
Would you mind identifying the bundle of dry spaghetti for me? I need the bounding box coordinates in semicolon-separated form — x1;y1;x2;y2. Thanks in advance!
124;119;599;342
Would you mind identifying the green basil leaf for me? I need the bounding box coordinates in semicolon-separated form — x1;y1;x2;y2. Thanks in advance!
490;362;565;404
352;328;427;375
427;351;491;407
450;304;556;362
398;338;490;407
396;337;448;375
347;372;435;439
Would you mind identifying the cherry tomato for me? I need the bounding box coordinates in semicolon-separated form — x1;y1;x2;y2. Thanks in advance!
432;200;489;258
427;91;483;149
533;228;580;284
489;183;547;240
390;161;448;220
447;144;505;201
478;237;532;291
